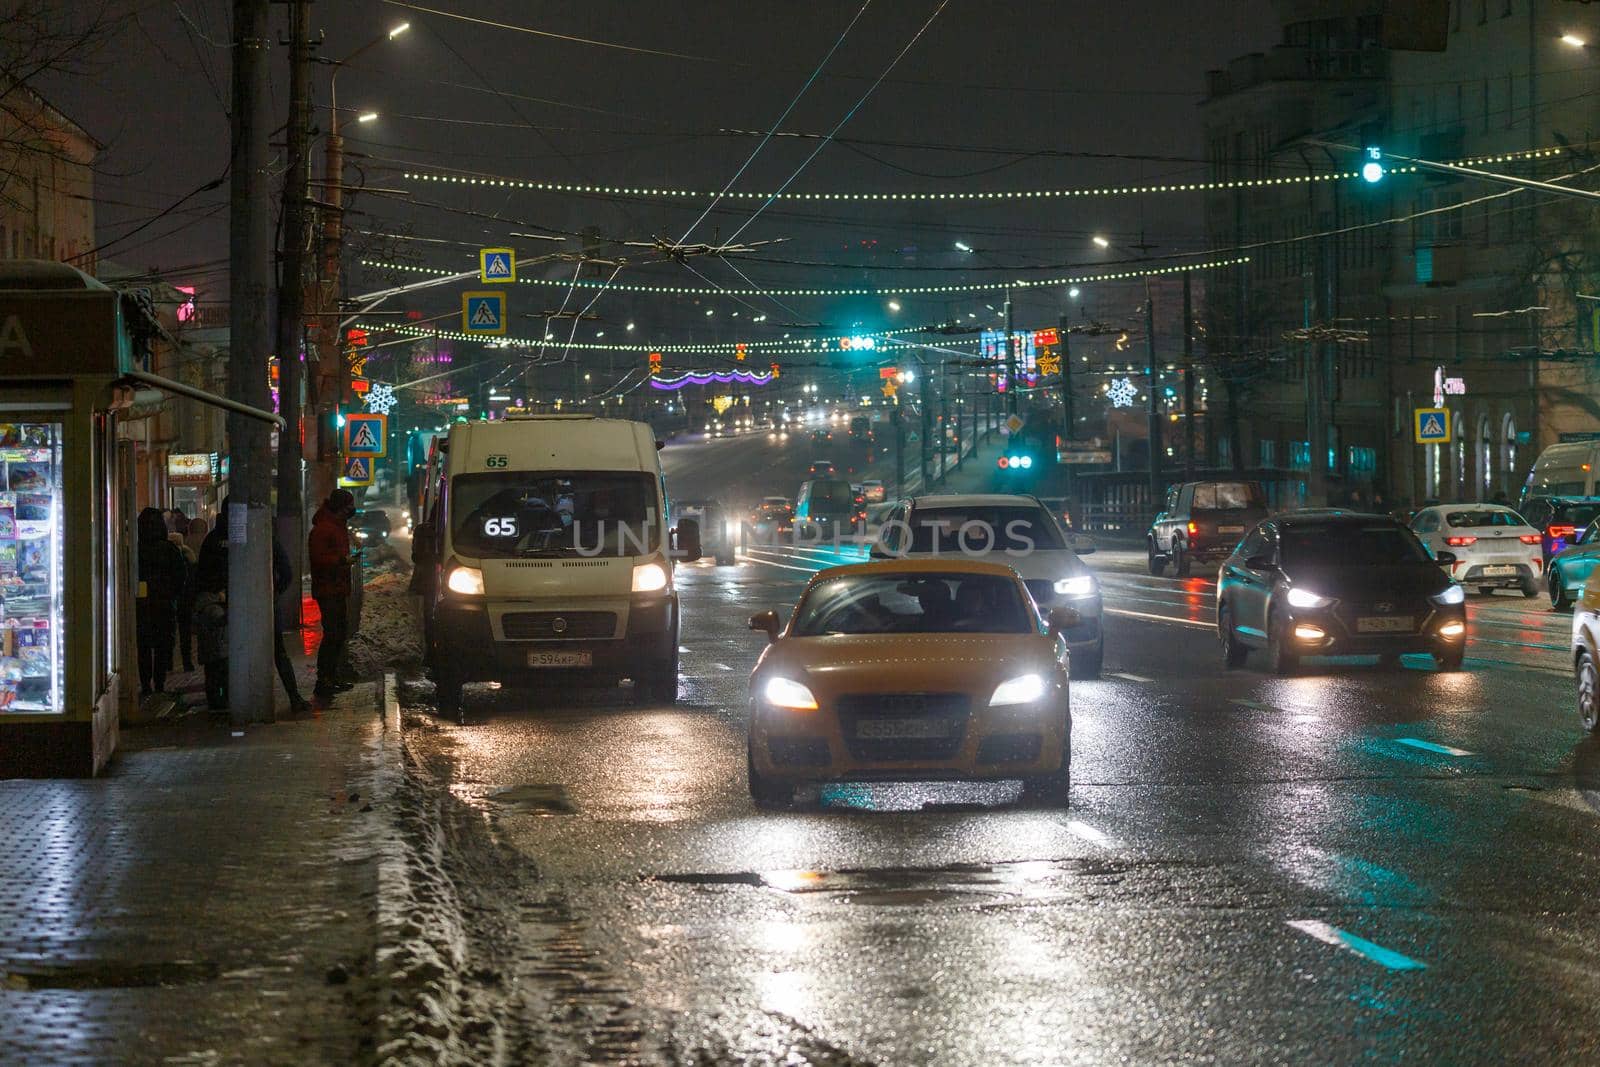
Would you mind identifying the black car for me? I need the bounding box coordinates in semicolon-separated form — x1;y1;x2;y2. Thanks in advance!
350;508;391;547
1516;496;1600;562
1216;512;1467;674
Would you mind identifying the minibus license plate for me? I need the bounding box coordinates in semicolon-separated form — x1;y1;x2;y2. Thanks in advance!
529;650;592;668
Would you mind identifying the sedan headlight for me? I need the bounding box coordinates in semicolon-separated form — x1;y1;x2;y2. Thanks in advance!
764;676;818;711
1286;587;1333;609
446;564;484;596
989;672;1047;706
1053;574;1097;598
632;561;670;593
1432;584;1465;606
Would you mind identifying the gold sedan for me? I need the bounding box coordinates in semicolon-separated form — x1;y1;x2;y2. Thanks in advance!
746;559;1076;807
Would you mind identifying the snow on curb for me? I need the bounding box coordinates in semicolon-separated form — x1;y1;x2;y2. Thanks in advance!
372;672;497;1065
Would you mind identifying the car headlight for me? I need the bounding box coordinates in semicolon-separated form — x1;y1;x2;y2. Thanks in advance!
764;676;818;711
1432;584;1465;606
1286;587;1333;609
989;672;1047;706
632;561;670;593
446;564;484;596
354;529;369;540
1053;574;1097;598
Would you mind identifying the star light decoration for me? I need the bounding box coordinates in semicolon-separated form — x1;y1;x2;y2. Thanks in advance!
364;381;398;415
1106;376;1138;409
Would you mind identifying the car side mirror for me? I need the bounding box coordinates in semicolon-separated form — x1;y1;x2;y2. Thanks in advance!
1071;533;1096;555
675;517;703;561
1245;554;1276;571
1047;607;1081;635
749;609;782;642
1434;550;1457;567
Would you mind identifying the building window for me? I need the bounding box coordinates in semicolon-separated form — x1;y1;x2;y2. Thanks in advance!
1478;415;1493;497
1289;441;1310;471
1501;413;1519;495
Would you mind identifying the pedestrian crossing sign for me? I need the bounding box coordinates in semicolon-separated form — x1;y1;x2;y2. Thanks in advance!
344;412;387;457
340;456;374;487
462;291;508;335
1414;407;1451;444
478;247;515;283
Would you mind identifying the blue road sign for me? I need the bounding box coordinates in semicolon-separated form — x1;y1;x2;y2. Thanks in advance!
462;291;508;335
341;456;374;486
1414;408;1451;444
479;247;515;283
344;412;387;457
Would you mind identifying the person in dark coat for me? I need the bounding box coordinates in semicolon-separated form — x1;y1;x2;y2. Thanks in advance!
271;533;311;713
308;489;358;698
135;507;186;696
194;507;230;709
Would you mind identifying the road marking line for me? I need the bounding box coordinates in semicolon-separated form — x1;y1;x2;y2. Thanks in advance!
1103;606;1213;630
738;554;823;575
1107;671;1153;683
1232;699;1280;712
1065;819;1119;849
1528;789;1600;816
1394;737;1474;757
712;663;733;672
1287;919;1427;971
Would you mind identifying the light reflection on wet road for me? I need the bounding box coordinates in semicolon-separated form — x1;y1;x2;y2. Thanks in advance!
400;540;1600;1063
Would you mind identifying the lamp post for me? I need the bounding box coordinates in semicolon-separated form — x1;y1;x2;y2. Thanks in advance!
307;21;408;511
1094;235;1162;508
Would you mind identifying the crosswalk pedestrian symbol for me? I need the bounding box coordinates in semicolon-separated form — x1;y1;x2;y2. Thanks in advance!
1413;407;1451;444
479;247;515;283
340;456;374;487
343;412;387;457
462;291;508;335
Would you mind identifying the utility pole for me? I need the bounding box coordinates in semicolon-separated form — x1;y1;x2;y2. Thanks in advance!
274;0;312;634
1004;285;1018;415
1182;270;1195;478
227;0;276;723
1145;276;1162;505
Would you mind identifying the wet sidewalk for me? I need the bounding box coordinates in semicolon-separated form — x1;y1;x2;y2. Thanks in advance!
0;678;390;1065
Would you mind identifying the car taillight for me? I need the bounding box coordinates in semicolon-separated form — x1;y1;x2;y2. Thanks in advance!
1519;534;1541;545
1187;521;1197;535
1547;524;1575;539
1444;536;1477;547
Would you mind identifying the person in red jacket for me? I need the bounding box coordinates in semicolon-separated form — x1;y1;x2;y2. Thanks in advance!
308;488;359;698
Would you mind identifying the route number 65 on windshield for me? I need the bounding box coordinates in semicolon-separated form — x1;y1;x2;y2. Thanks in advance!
483;517;518;537
485;454;509;468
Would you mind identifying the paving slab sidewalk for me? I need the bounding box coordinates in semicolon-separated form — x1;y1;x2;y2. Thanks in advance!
0;677;391;1066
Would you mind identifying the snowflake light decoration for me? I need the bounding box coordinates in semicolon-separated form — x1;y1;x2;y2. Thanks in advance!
1106;376;1138;409
364;381;398;415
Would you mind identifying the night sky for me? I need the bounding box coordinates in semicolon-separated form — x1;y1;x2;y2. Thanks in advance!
45;0;1279;344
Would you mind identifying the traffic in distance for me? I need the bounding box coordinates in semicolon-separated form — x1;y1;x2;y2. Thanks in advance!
404;414;1600;808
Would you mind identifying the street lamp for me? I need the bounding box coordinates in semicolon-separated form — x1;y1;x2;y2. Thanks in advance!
356;111;379;124
1092;236;1111;249
1093;234;1163;503
1560;33;1587;48
888;300;901;312
954;241;972;253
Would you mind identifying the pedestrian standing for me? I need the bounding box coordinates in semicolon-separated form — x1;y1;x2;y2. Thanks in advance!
309;489;359;699
272;532;311;713
194;508;230;709
135;507;186;696
169;530;198;672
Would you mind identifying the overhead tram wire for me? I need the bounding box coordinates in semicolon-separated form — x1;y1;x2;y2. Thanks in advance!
676;0;873;245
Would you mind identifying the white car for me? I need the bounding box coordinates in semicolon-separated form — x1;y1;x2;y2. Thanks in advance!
871;493;1103;678
1409;504;1542;597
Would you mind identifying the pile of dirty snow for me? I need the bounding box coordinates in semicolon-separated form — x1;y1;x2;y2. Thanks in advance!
351;567;423;676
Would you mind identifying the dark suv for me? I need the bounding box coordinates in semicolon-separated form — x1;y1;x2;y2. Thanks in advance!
1148;480;1268;577
1517;496;1600;563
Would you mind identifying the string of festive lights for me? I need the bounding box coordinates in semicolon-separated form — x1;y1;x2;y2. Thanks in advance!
359;255;1251;298
649;370;776;390
351;319;983;355
395;146;1570;204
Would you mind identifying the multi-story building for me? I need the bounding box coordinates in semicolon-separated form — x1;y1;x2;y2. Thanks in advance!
1202;0;1600;508
0;81;96;271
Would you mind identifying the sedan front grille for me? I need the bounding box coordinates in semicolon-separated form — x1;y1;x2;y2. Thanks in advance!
501;611;617;640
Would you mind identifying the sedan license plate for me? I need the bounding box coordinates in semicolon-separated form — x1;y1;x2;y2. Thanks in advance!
528;650;592;668
1482;565;1517;576
855;717;957;741
1357;617;1413;633
1218;525;1245;534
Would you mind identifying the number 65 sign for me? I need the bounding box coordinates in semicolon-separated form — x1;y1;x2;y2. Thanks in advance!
483;516;518;537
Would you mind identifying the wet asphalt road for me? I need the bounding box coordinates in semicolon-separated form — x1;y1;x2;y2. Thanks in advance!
399;449;1600;1064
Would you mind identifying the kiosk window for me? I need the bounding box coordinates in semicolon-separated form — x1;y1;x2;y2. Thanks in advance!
0;422;65;713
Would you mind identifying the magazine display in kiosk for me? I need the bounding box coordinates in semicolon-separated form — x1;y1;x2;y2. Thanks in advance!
0;421;63;713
